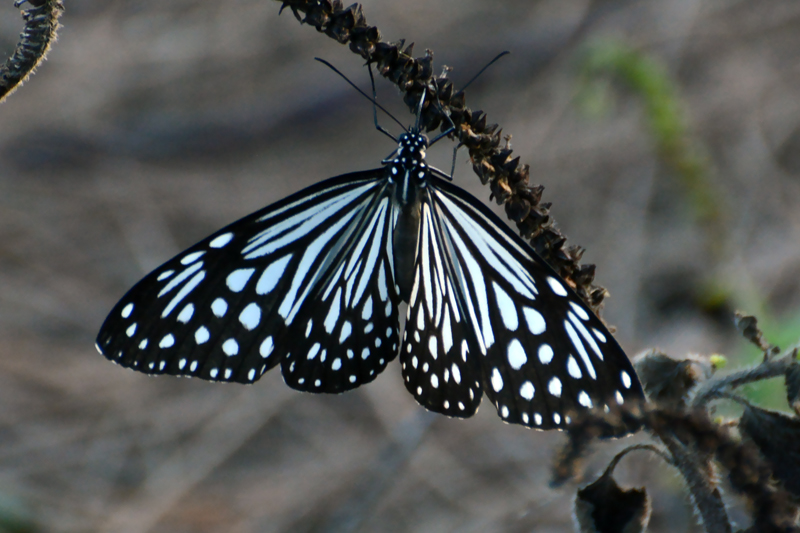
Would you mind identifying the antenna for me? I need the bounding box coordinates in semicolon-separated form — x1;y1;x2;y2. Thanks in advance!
315;58;407;141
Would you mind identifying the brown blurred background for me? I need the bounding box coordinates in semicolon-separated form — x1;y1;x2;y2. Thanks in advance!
1;0;799;531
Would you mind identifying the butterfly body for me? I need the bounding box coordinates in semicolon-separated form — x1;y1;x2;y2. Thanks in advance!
97;127;644;432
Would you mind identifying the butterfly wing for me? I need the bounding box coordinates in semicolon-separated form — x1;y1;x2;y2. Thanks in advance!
401;176;644;431
96;170;403;392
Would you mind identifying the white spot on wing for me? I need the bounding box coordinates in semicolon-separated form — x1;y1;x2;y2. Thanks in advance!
227;268;255;292
492;282;518;330
491;368;504;392
209;232;233;248
256;255;292;295
621;371;632;389
181;251;205;265
121;303;134;318
547;277;568;297
569;301;590;321
548;377;562;397
578;391;592;408
159;334;175;348
177;303;194;323
520;381;535;400
567;355;582;379
222;339;239;356
195;327;209;344
507;339;527;370
538;344;554;364
239;303;261;330
522;307;546;335
428;336;438;360
126;323;136;337
260;336;273;358
211;298;228;317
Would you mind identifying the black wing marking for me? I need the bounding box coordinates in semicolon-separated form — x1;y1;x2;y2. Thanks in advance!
399;201;483;418
96;170;402;391
423;177;644;431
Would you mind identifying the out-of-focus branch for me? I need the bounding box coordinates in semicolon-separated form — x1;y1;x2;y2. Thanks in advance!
0;0;63;103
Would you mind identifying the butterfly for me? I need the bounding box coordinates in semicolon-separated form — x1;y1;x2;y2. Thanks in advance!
96;87;644;433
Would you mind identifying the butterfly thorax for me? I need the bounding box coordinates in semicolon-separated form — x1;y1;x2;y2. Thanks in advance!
386;131;430;302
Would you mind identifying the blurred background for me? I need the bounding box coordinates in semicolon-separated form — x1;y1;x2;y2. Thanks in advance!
1;0;799;531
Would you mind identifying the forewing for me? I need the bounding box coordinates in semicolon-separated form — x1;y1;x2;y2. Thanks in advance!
426;177;645;431
96;170;402;392
399;200;483;418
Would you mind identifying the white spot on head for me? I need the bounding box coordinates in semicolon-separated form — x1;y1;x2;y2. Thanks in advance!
211;298;228;317
548;377;562;397
593;328;607;343
239;303;261;330
126;323;137;337
520;381;535;400
159;334;175;348
430;374;439;388
553;413;561;424
578;391;592;408
177;303;194;323
616;391;624;404
121;303;134;318
567;355;582;379
181;251;205;265
209;232;234;248
507;339;527;370
547;277;568;297
226;268;255;292
491;368;504;392
339;321;353;344
223;339;239;356
501;405;510;418
195;326;209;344
621;371;632;389
523;307;546;335
538;344;554;364
248;368;256;381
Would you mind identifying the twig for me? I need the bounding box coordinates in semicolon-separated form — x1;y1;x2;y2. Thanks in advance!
690;344;799;407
